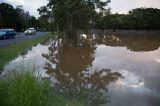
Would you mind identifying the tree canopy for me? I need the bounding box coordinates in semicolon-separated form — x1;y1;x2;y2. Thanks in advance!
1;2;160;32
97;8;160;30
0;3;40;31
38;1;160;34
38;0;111;37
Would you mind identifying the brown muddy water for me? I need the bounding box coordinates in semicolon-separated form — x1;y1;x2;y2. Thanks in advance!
1;31;160;106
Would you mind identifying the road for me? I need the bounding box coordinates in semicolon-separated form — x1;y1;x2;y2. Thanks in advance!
0;32;46;47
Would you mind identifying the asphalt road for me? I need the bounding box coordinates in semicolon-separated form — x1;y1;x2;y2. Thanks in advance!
0;32;46;47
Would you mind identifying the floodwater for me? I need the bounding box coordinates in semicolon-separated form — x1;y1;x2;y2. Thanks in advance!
2;31;160;106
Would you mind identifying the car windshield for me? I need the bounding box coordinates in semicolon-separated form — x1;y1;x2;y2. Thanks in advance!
0;29;7;32
27;28;35;30
0;30;7;34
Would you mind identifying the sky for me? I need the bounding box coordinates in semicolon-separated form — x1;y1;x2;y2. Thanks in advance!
109;0;160;14
0;0;160;18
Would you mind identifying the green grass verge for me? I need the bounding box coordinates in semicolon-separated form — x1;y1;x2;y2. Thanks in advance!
0;33;53;70
0;69;85;106
0;70;66;106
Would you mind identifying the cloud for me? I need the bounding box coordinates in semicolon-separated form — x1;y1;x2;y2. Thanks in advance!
1;0;48;18
109;0;160;14
135;0;160;8
0;0;5;2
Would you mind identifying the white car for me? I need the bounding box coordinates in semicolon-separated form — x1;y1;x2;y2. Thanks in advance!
24;28;36;35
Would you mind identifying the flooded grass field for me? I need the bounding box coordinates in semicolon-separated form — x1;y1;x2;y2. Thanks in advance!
1;31;160;106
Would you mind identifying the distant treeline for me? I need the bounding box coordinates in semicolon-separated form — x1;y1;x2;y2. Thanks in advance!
0;3;48;32
95;8;160;30
1;2;160;32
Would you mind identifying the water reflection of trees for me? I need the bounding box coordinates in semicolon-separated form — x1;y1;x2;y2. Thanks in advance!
42;38;122;106
93;31;160;52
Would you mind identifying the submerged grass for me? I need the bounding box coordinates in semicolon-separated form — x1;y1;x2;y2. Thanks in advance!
0;33;53;71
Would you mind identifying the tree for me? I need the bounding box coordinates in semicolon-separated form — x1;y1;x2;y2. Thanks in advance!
0;3;40;31
38;0;111;38
128;8;160;30
16;5;26;31
37;6;51;31
0;3;19;30
37;15;50;31
96;7;160;30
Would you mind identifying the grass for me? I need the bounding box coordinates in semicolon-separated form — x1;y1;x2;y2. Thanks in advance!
0;69;86;106
0;33;53;71
0;69;66;106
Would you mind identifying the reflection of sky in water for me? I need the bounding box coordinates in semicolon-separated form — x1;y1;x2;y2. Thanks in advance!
1;44;50;77
1;36;160;106
92;45;160;106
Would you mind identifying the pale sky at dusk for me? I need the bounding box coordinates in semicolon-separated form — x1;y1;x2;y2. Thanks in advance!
109;0;160;14
1;0;160;18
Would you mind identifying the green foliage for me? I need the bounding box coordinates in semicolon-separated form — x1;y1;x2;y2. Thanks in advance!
0;3;42;31
0;3;20;30
98;8;160;30
38;15;50;31
0;69;91;106
0;70;67;106
1;71;50;106
38;1;160;32
38;0;110;37
128;8;160;30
